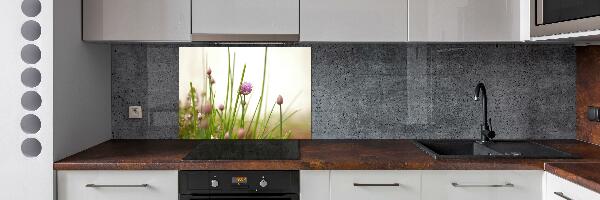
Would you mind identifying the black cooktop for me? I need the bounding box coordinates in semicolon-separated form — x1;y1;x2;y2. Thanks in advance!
182;140;300;160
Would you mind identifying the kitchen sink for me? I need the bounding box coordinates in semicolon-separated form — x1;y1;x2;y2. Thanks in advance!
413;140;577;159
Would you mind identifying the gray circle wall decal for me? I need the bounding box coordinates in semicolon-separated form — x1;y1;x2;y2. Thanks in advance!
21;68;41;88
21;91;42;111
20;114;41;134
21;44;41;64
21;0;41;17
21;138;42;157
21;20;41;41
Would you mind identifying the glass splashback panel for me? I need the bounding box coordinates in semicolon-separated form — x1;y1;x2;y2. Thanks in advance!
179;47;311;139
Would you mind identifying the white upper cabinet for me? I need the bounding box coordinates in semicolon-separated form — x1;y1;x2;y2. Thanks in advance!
80;0;532;42
300;0;408;42
409;0;530;42
191;0;300;41
82;0;191;41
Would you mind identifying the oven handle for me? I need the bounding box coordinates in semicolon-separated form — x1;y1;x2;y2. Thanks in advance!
180;194;299;200
179;196;209;200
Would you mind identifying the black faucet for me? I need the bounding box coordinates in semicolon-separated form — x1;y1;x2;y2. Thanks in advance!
474;83;495;143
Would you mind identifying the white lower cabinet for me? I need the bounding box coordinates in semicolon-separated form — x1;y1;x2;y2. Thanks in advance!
301;170;331;200
330;170;421;200
545;172;600;200
57;170;178;200
58;170;600;200
421;170;543;200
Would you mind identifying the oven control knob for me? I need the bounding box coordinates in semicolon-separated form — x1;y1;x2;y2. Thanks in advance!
210;180;219;188
259;179;268;188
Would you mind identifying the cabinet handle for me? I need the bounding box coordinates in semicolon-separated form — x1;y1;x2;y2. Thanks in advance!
553;192;573;200
85;184;149;188
451;182;514;188
353;183;400;187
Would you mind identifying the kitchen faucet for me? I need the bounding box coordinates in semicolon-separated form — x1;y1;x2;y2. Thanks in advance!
474;83;495;143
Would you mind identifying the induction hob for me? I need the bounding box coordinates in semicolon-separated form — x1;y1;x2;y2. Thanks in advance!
182;140;300;160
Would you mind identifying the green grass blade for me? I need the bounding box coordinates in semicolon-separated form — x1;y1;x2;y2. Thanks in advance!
250;47;268;138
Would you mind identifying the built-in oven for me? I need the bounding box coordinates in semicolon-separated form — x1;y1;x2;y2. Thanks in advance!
532;0;600;37
179;171;299;200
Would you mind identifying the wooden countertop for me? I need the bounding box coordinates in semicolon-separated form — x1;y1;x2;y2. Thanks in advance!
54;139;600;170
545;162;600;194
54;139;600;194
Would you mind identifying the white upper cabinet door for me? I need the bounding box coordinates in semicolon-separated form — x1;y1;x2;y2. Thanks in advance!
409;0;530;42
300;0;408;42
330;170;421;200
83;0;191;41
191;0;300;40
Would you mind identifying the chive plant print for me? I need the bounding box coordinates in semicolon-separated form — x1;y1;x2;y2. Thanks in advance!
179;47;311;139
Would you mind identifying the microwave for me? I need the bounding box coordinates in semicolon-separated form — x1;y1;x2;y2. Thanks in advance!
532;0;600;37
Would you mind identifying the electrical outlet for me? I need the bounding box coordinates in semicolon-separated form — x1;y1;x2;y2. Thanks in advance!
129;106;143;119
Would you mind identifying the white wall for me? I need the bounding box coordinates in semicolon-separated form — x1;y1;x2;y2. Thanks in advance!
0;0;110;198
0;0;54;199
53;0;112;161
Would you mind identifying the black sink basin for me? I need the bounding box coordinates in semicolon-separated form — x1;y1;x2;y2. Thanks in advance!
413;140;577;160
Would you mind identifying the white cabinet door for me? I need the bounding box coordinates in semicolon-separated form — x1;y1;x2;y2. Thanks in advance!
409;0;529;42
57;170;178;200
82;0;191;41
191;0;299;40
300;0;408;42
545;172;600;200
301;170;330;200
421;170;543;200
330;170;420;200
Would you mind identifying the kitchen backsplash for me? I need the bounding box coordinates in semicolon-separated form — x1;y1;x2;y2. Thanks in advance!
112;43;576;139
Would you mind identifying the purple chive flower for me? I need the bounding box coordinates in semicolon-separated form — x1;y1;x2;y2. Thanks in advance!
218;104;225;111
201;104;213;114
276;95;283;105
237;129;246;139
239;82;253;95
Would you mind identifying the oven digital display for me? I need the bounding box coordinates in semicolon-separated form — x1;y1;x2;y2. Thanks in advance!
232;176;248;185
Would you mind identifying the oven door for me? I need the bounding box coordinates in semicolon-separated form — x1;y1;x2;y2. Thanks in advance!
180;194;299;200
532;0;600;37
